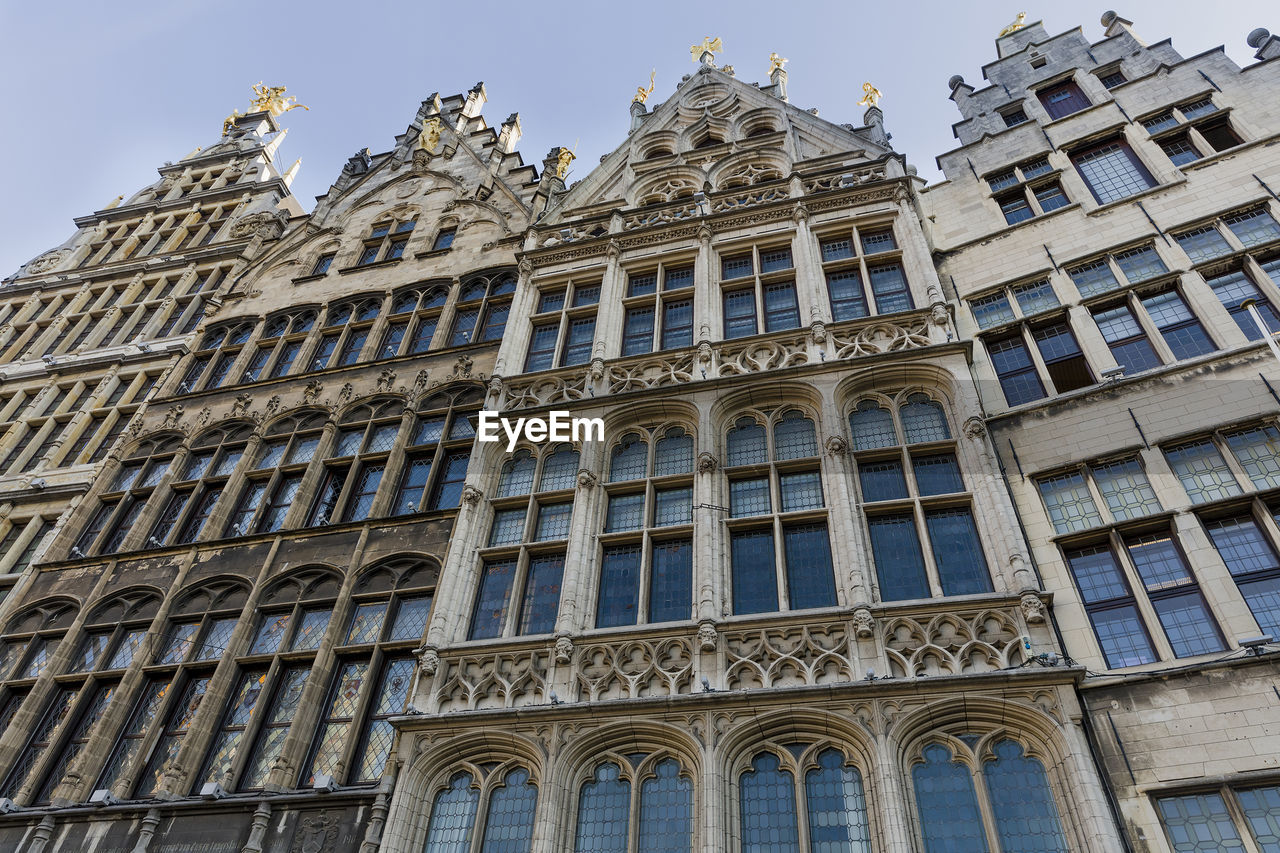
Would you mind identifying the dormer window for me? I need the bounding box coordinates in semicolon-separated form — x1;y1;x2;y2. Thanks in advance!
1037;80;1090;120
311;253;335;276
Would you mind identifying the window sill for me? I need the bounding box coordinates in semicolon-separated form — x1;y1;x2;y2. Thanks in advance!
291;272;330;285
337;258;403;275
414;247;453;260
1084;179;1185;216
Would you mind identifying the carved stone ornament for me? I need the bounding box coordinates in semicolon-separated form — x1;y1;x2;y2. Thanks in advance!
577;469;599;489
415;369;432;393
962;416;987;440
930;302;950;327
555;634;575;664
418;645;440;675
264;395;282;421
231;393;253;418
487;375;503;396
337;383;355;407
791;203;810;224
824;435;848;456
229;210;287;241
412;149;432;173
291;811;340;853
26;249;69;275
376;368;397;392
1020;592;1047;623
461;485;483;505
302;379;323;404
810;320;827;344
161;405;185;430
697;621;718;652
697;451;718;473
452;353;474;378
852;607;875;638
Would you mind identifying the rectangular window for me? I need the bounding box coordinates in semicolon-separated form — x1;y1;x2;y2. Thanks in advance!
525;322;559;372
1224;425;1280;489
1164;440;1242;504
1204;270;1280;340
988;335;1046;406
1203;515;1280;637
868;263;912;313
517;554;564;634
427;450;469;510
779;471;823;512
352;657;413;783
661;298;694;349
1093;304;1162;374
306;661;368;785
868;514;930;601
605;493;645;532
1091;458;1162;520
1159;135;1201;166
1176;226;1233;263
622;306;654;356
723;289;758;339
1002;108;1028;127
721;253;753;280
341;465;384;522
926;508;993;596
1115;246;1168;283
534;502;573;540
97;679;169;793
1012;280;1059;315
653;486;693;526
1198;118;1242;152
560;317;595;366
783;522;836;610
1224;208;1280;247
1033;182;1069;212
998;191;1033;225
449;308;479;346
731;529;778;614
763;282;800;331
308;334;339;371
1072;139;1155;204
1156;792;1246;852
971;292;1015;329
912;453;964;495
1069;260;1121;299
859;460;908;502
1038;80;1090;119
597;544;640;628
1038;471;1103;533
393;456;432;515
470;559;517;639
759;247;793;273
1140;289;1216;359
1125;532;1225;657
649;539;693;622
729;477;771;517
198;670;268;790
987;170;1018;192
241;667;309;789
1142;112;1178;134
1099;70;1126;88
257;474;301;532
819;237;854;262
1033;323;1094;393
663;266;694;290
573;285;601;307
827;270;869;321
408;316;437;353
628;273;657;297
1065;545;1157;668
860;229;897;254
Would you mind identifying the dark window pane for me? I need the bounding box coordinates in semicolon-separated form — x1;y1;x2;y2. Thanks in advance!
913;453;964;495
623;306;654;356
1151;591;1225;658
912;744;989;853
926;508;994;596
649;539;693;623
868;514;930;601
723;289;757;339
1038;81;1090;119
859;459;908;502
1072;139;1154;204
469;559;516;639
983;740;1071;853
518;554;564;635
783;523;836;610
763;282;800;331
731;530;778;615
739;753;800;853
868;263;912;313
597;545;640;628
661;299;694;349
827;270;868;321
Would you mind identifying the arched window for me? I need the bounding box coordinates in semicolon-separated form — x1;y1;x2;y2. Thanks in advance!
912;739;1069;853
303;558;435;786
241;308;317;382
725;409;835;615
450;270;516;346
738;746;870;853
574;755;694;852
226;412;326;536
391;387;481;515
356;216;416;266
179;321;255;392
379;283;449;358
311;296;383;370
850;390;992;602
424;765;539;853
307;399;405;526
599;426;695;627
74;435;181;557
817;221;912;320
148;424;252;548
473;445;579;639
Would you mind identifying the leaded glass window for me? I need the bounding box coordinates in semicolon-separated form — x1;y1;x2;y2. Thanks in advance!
739;746;868;853
1225;425;1280;489
1090;458;1162;521
1038;471;1102;533
1164;439;1242;504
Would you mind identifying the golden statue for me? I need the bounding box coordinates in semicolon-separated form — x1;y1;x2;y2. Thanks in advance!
858;82;883;107
249;82;310;117
769;52;788;74
634;70;656;104
690;37;723;62
999;12;1027;37
555;145;577;179
222;109;243;137
418;117;442;152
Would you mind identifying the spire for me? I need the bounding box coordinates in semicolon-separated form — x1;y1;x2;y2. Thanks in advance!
768;53;788;101
283;158;302;188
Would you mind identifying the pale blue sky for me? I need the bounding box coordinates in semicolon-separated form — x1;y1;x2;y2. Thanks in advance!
0;1;1273;278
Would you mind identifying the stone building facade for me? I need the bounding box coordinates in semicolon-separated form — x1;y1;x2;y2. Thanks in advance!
922;12;1280;853
0;11;1274;853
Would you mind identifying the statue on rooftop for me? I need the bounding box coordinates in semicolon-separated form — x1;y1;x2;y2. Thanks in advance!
858;82;883;107
690;37;723;62
634;70;656;104
999;12;1027;37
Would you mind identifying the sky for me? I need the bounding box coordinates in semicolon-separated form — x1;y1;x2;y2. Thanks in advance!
0;1;1273;278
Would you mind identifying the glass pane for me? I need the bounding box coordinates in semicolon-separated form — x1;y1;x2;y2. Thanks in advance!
1225;426;1280;489
860;460;908;501
158;622;198;664
849;403;896;450
983;740;1069;852
290;608;332;651
390;596;432;642
470;560;517;640
478;768;538;853
739;753;800;853
732;530;778;615
638;758;693;853
913;453;964;495
804;749;872;853
868;514;930;601
1157;792;1245;852
518;555;564;634
654;429;694;476
598;544;641;628
423;771;480;853
730;478;771;518
609;435;648;481
1038;472;1103;533
535;503;573;540
1237;785;1280;852
774;413;818;460
913;744;989;853
784;523;836;610
654;486;693;526
650;539;693;623
901;396;950;443
574;763;629;853
926;508;994;596
1164;440;1242;504
251;613;291;655
1090;605;1158;668
345;602;389;645
1092;458;1161;520
780;471;823;512
196;617;238;660
1151;591;1226;657
605;494;644;532
727;420;767;466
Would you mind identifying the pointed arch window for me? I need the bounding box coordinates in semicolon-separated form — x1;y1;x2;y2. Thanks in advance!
356;217;415;266
599;426;695;627
311;296;383;370
725;410;835;615
224;412;327;536
912;739;1069;853
424;766;539;853
306;399;404;526
75;436;180;557
851;392;993;601
574;755;694;853
738;747;871;853
451;270;516;347
179;322;255;393
149;424;252;547
244;308;316;382
380;283;449;358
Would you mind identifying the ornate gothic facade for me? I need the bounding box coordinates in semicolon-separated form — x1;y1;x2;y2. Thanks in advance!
0;12;1277;853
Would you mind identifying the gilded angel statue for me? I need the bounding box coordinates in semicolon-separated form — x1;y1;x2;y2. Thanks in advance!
690;37;723;62
249;83;309;117
634;70;656;104
858;82;882;107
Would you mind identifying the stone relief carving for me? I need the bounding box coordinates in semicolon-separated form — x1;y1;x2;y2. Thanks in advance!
724;623;856;690
575;637;694;701
883;609;1024;678
229;210;287;241
435;648;549;712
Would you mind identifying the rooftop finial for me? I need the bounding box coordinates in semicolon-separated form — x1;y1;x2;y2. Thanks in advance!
998;12;1027;37
249;83;309;117
690;37;723;66
769;52;788;75
858;82;883;108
